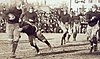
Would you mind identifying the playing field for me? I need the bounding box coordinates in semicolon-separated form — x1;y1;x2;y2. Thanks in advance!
0;33;100;59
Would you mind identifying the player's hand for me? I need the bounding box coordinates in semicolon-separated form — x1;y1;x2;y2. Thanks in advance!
19;18;22;22
18;28;23;31
91;16;96;21
29;19;33;22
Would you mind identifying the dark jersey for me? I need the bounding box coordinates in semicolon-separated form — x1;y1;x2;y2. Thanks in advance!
73;16;80;24
20;22;37;36
21;11;38;23
85;11;100;27
5;7;22;24
60;14;70;24
20;11;38;35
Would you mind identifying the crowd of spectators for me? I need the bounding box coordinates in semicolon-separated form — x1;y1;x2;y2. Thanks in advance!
0;5;88;33
0;6;64;33
36;9;63;33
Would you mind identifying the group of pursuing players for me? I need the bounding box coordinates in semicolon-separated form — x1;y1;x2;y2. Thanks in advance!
61;4;100;53
1;2;100;58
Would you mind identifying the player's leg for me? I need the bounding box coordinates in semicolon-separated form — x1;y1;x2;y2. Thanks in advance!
61;31;68;45
28;35;40;54
73;27;77;41
90;40;93;53
86;25;92;41
97;28;100;42
90;25;98;52
11;24;20;58
36;31;52;49
11;40;19;58
73;32;77;41
6;23;14;41
93;36;98;52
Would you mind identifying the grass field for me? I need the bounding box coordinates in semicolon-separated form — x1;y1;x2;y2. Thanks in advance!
1;33;100;59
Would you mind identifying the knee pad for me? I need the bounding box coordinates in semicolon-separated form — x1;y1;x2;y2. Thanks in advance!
63;32;68;37
62;34;66;39
73;32;77;38
30;42;33;46
93;43;97;47
37;31;46;42
12;41;19;45
30;42;36;47
62;36;65;40
92;37;97;43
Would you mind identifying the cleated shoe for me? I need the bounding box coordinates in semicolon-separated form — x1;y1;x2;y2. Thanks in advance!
10;54;16;58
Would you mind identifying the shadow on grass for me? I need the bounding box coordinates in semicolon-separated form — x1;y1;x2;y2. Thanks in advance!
35;49;87;56
15;58;22;59
77;51;100;55
53;42;89;49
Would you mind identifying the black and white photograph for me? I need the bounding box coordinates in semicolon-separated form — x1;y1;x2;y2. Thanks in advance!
0;0;100;59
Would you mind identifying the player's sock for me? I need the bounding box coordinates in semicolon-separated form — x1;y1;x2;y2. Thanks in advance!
44;41;52;49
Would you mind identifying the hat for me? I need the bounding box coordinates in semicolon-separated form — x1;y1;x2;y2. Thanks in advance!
29;6;34;9
92;4;98;9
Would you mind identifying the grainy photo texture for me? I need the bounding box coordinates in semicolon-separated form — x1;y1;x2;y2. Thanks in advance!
0;0;100;59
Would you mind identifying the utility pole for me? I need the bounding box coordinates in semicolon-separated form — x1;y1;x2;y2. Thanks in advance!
70;0;72;10
25;0;28;4
44;0;46;5
69;0;72;13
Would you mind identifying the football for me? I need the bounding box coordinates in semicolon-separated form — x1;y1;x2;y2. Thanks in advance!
8;13;15;20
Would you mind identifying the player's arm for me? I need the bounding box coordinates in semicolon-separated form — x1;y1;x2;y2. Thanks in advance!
19;11;26;22
34;12;38;23
68;14;71;24
20;11;25;20
2;8;12;21
85;12;91;22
